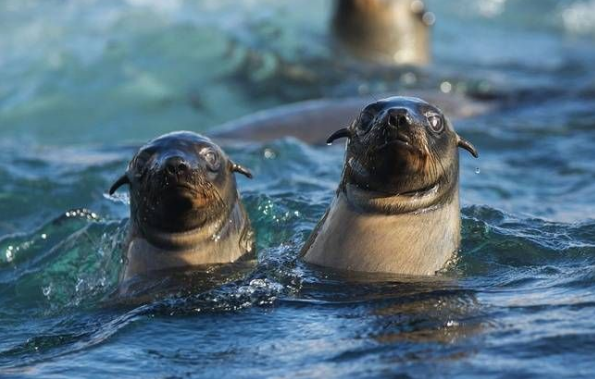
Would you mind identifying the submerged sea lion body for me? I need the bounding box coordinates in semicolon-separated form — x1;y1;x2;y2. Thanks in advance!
332;0;434;65
211;91;496;145
108;131;254;282
300;96;478;275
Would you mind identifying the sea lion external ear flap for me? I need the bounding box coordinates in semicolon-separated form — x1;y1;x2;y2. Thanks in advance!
108;174;130;195
457;135;479;158
326;128;352;145
231;162;253;179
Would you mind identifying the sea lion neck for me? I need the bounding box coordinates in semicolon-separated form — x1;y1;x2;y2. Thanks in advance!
132;199;237;251
342;176;458;215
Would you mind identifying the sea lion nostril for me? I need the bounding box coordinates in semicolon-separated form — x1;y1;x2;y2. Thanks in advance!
388;115;399;128
177;163;188;173
164;156;188;175
387;109;409;128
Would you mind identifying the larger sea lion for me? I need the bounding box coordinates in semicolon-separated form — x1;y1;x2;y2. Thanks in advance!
332;0;434;65
300;96;478;275
108;131;254;282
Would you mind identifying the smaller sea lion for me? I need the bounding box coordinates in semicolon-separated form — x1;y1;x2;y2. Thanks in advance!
300;96;478;275
108;131;254;282
332;0;434;65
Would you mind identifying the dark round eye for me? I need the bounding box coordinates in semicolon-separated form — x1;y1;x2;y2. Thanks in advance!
358;111;375;133
133;153;149;171
427;114;444;133
201;149;220;171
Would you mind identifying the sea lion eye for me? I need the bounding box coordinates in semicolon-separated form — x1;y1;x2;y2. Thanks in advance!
133;153;150;170
427;114;444;133
358;111;375;133
201;148;220;171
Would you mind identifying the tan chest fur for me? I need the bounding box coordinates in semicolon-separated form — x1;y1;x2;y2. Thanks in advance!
302;192;461;275
122;202;251;281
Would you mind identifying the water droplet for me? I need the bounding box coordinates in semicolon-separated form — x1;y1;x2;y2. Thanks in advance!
475;167;481;174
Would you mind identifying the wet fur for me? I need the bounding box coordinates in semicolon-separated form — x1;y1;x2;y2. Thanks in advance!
109;132;254;282
333;0;432;65
301;97;477;275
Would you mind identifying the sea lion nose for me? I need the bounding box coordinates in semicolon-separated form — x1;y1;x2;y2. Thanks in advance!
164;156;190;176
386;108;411;129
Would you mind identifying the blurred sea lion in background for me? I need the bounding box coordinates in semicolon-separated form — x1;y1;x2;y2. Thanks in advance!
332;0;434;65
108;132;254;284
209;0;501;146
300;96;478;275
211;90;494;145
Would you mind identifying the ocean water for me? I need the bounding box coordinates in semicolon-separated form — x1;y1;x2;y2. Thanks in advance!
1;0;595;377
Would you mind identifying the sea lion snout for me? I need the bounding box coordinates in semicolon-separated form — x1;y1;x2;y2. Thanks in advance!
385;107;413;130
163;156;191;177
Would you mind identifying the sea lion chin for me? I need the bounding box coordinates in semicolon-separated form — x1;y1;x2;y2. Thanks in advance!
108;131;254;282
301;96;478;275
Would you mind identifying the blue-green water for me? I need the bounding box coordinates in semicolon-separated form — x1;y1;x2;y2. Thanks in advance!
1;0;595;377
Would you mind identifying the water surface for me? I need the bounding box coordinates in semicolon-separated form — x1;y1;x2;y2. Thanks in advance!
1;0;595;377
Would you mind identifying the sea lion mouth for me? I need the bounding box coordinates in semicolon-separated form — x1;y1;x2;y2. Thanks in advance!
398;183;439;197
373;132;422;155
166;182;199;195
159;181;218;210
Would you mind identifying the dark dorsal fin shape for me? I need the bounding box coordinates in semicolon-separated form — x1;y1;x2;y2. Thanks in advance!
108;174;130;195
457;135;479;158
326;128;352;145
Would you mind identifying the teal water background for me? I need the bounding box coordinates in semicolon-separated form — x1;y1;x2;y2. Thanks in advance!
1;0;595;377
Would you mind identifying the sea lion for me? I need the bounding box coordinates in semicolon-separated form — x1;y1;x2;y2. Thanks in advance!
300;96;478;275
211;90;497;145
108;131;254;282
332;0;434;65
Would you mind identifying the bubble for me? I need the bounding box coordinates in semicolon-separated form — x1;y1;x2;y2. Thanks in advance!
475;167;481;174
440;81;453;93
422;12;436;26
263;148;276;159
42;284;53;297
41;234;47;239
400;72;417;86
411;0;424;13
6;248;14;262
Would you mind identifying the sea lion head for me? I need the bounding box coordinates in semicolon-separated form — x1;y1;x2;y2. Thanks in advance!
109;132;252;242
332;0;434;65
327;96;477;211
